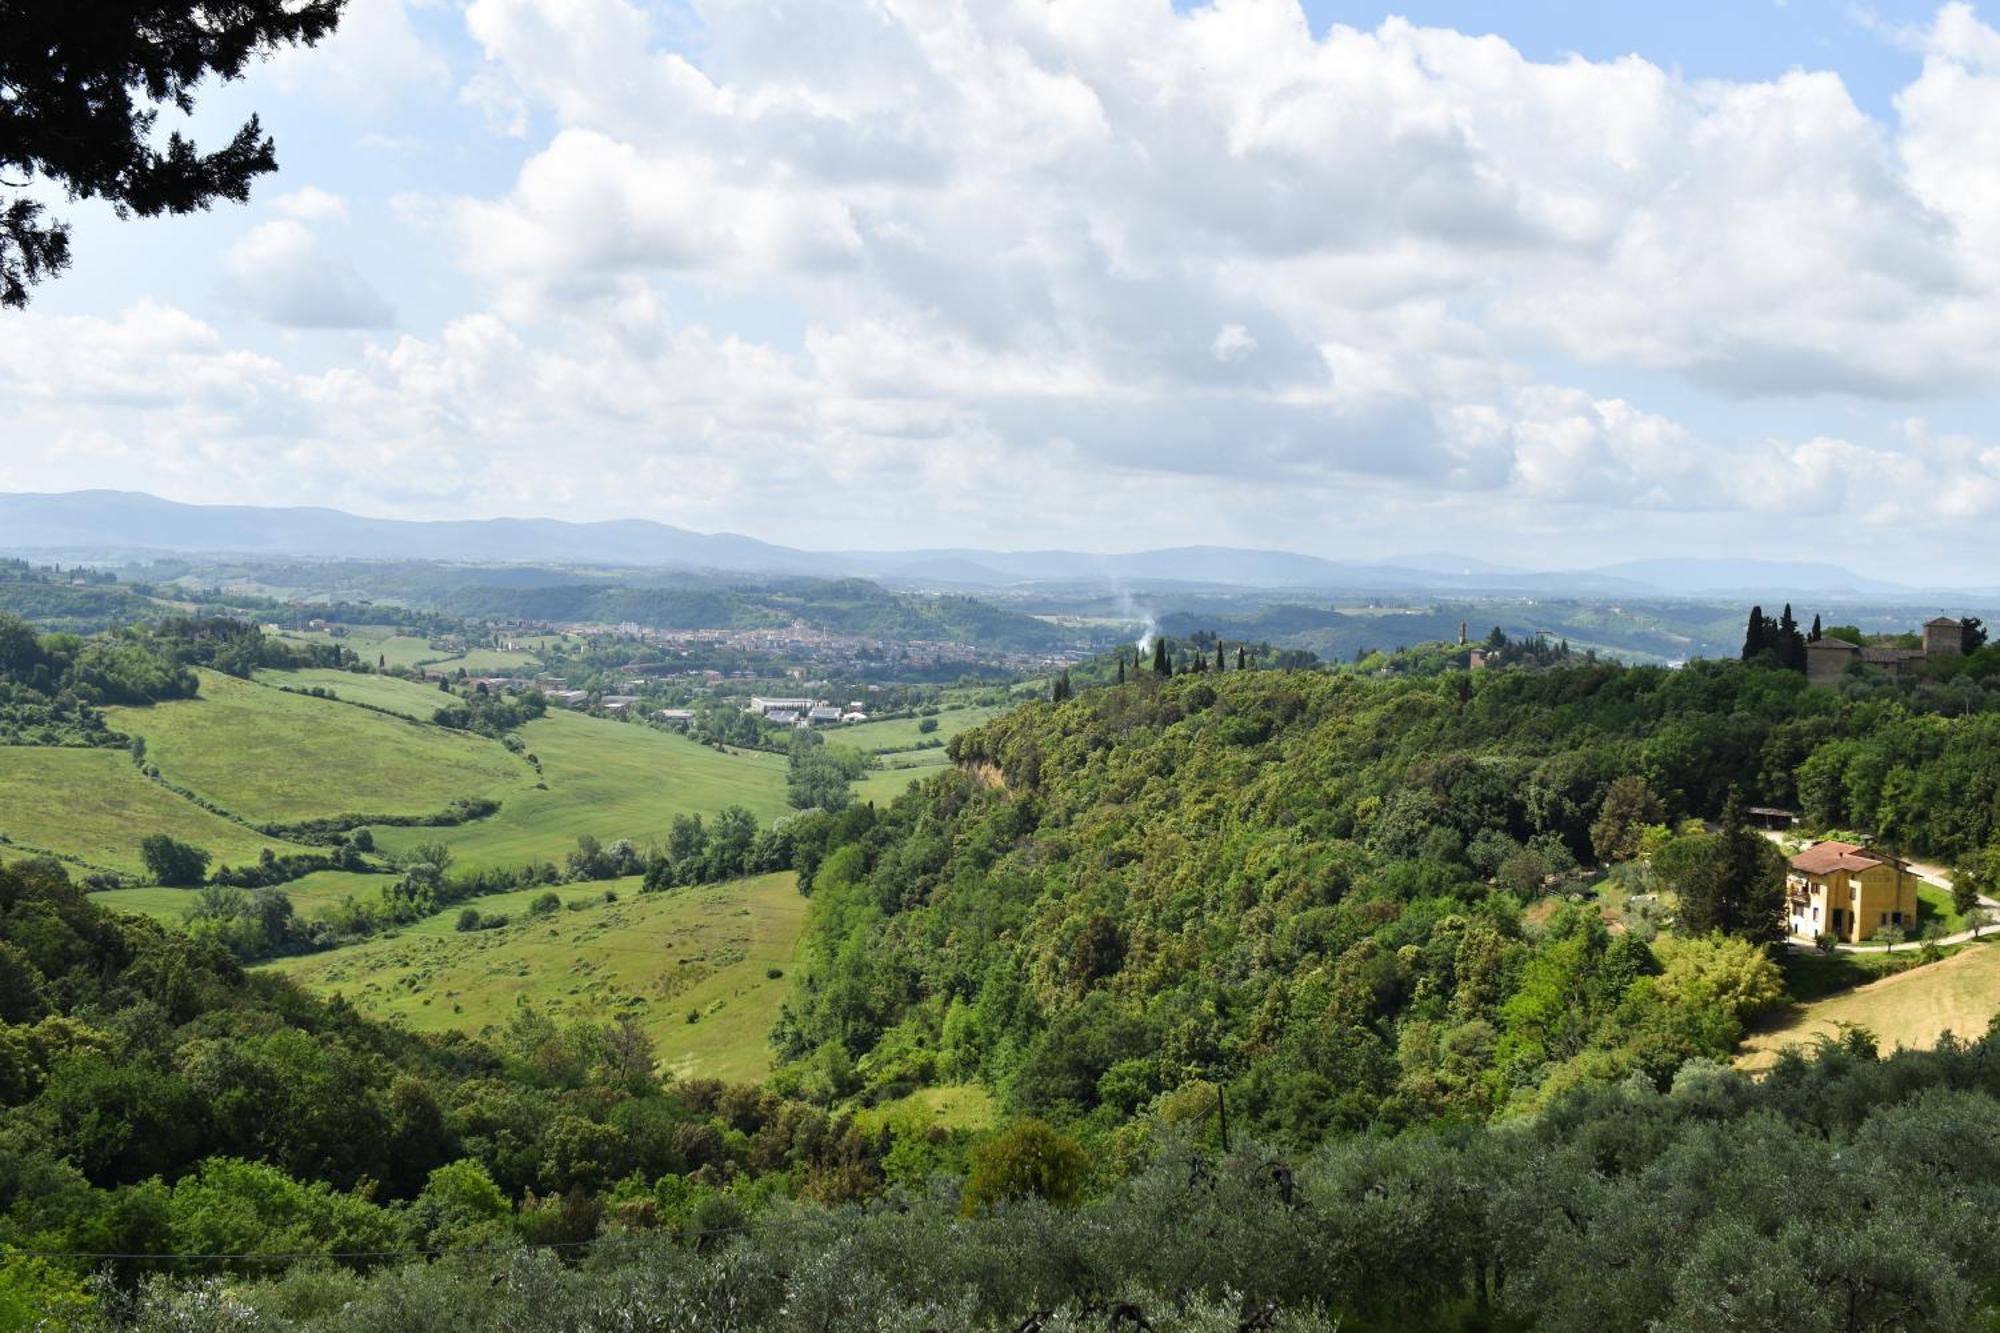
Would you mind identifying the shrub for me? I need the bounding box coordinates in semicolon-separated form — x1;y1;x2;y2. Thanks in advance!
529;891;562;917
456;907;481;932
140;834;212;887
962;1118;1090;1214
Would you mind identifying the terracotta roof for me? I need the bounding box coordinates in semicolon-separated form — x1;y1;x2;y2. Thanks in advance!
1860;646;1921;664
1790;840;1886;875
1926;616;1963;627
1807;639;1858;652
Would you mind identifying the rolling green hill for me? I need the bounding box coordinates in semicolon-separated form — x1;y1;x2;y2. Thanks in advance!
269;871;806;1082
369;709;791;870
251;666;458;719
104;669;532;825
0;745;320;874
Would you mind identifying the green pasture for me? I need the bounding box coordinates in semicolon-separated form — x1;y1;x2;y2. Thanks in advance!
89;868;392;924
104;670;531;825
0;746;317;875
372;710;791;871
252;668;453;720
268;871;807;1083
855;757;953;806
833;704;1003;755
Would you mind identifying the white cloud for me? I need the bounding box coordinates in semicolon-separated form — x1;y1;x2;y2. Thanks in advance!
270;187;349;222
268;0;451;114
221;222;395;329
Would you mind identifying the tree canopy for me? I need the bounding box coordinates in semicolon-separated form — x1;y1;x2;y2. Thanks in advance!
0;0;344;306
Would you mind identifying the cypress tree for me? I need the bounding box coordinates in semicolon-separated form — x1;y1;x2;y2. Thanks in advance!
1236;646;1246;670
1809;613;1822;643
1215;642;1226;671
1116;655;1126;685
1152;637;1170;677
1743;605;1766;661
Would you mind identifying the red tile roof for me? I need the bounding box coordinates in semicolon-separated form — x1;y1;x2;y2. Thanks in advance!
1790;840;1886;875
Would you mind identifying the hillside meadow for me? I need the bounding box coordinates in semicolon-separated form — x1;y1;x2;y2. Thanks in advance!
370;708;791;870
268;871;806;1083
104;669;532;824
252;666;455;719
0;745;321;874
1740;938;2000;1070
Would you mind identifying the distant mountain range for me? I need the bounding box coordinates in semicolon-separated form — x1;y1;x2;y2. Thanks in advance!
0;490;1977;601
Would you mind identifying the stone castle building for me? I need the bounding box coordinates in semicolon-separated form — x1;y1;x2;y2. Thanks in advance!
1804;616;1966;685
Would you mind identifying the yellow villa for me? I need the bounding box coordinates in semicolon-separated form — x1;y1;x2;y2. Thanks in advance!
1786;840;1919;943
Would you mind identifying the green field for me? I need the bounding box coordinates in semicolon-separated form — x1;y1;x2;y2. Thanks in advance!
105;670;531;825
0;746;318;875
372;710;791;870
276;626;541;675
252;668;453;720
834;704;1002;756
268;872;806;1083
1741;939;2000;1070
90;868;391;924
856;757;952;805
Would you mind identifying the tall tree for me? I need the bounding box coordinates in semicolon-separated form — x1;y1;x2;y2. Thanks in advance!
1778;604;1806;671
1808;613;1822;643
0;0;344;307
1742;605;1767;661
1152;637;1169;678
1963;617;1988;653
1215;642;1226;671
1116;655;1125;686
1236;645;1247;670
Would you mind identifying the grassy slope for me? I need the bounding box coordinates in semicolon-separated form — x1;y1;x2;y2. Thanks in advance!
252;668;452;720
91;868;392;924
1741;939;2000;1070
267;872;806;1083
276;627;539;675
0;747;319;875
104;670;530;824
372;711;790;871
834;704;1003;756
856;758;952;805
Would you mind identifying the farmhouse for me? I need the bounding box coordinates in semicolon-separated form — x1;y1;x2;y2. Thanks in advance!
808;705;844;725
600;694;641;715
1805;616;1967;685
1786;840;1918;943
654;708;695;727
545;689;590;708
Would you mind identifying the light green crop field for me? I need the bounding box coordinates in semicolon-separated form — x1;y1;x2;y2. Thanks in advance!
267;872;807;1083
0;746;318;875
372;711;791;871
856;758;952;806
1740;939;2000;1071
104;670;531;825
441;648;541;673
833;705;1004;755
89;868;391;924
253;668;454;720
275;628;444;670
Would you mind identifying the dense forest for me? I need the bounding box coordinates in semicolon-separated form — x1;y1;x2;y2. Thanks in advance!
768;659;2000;1140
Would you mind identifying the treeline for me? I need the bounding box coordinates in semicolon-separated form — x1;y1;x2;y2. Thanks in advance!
177;806;856;963
35;1020;2000;1330
0;613;351;746
770;658;2000;1144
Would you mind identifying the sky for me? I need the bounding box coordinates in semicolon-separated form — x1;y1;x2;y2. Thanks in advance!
7;0;2000;579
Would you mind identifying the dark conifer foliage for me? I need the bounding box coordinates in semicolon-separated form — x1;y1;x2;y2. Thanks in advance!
0;0;345;306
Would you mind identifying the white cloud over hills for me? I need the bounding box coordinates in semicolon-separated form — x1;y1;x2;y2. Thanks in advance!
12;0;2000;576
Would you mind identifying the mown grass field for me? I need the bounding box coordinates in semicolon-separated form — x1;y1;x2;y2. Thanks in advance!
104;670;531;824
1741;939;2000;1070
268;872;806;1083
834;704;1003;756
371;711;791;871
0;746;319;875
252;668;452;720
274;627;444;670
